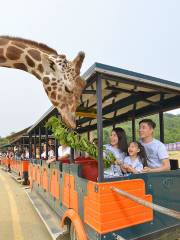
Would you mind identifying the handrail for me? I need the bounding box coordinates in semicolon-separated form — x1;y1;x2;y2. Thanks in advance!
111;186;180;220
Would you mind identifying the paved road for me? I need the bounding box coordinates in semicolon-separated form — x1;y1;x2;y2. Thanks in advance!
0;169;52;240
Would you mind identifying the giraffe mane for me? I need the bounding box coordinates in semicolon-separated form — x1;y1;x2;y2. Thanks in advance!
0;35;58;55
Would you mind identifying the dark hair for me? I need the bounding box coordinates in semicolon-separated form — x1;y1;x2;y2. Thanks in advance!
139;119;156;129
112;127;128;153
130;141;148;167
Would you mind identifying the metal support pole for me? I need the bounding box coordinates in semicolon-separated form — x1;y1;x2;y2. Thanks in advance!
132;103;136;141
45;127;48;160
29;133;32;159
159;94;164;143
96;74;104;182
39;126;42;158
34;130;37;159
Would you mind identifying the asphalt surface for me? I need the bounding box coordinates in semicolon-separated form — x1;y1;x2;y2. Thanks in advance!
0;169;52;240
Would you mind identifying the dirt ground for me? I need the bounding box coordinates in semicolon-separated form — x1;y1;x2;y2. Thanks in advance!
0;169;52;240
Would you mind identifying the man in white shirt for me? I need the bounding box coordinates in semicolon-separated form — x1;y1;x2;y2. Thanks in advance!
57;144;70;160
139;119;170;173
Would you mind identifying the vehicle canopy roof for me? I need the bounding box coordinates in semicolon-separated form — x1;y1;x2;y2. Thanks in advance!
28;62;180;134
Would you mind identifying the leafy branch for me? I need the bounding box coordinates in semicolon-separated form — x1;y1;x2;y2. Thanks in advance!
45;116;115;168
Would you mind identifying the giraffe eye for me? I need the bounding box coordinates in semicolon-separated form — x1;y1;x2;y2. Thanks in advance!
49;60;55;71
65;86;72;94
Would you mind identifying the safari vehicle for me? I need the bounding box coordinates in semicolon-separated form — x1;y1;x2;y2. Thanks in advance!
0;128;30;184
28;63;180;240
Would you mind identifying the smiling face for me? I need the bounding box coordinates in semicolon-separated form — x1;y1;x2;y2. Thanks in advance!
128;142;140;157
43;52;85;129
110;130;119;147
139;122;154;139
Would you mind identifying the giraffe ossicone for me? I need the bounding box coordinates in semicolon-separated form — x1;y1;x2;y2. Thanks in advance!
0;36;86;129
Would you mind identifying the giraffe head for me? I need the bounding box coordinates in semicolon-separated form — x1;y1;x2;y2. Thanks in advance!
0;36;85;129
43;51;85;129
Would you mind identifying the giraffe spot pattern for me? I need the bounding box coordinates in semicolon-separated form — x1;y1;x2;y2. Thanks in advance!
37;64;44;73
11;42;26;49
0;56;6;63
0;48;6;63
51;91;56;100
43;77;50;85
31;70;41;80
0;48;4;55
28;49;41;61
47;87;51;91
13;63;28;71
25;55;35;67
51;100;59;106
61;104;66;109
6;46;23;60
0;38;9;45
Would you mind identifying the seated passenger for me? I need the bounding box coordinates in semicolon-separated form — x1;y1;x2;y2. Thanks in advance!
46;144;70;164
121;141;148;174
57;144;70;161
104;127;128;177
139;119;170;172
41;144;54;160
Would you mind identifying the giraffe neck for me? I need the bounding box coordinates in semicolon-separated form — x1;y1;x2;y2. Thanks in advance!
0;37;51;81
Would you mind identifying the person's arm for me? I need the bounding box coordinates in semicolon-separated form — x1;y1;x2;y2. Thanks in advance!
142;158;170;173
46;157;56;164
58;154;70;161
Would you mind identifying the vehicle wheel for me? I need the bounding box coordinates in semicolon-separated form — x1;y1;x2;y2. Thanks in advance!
70;223;78;240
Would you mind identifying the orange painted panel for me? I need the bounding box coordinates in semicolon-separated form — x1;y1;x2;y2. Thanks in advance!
50;169;60;199
36;166;41;186
28;164;33;189
32;165;37;181
84;179;153;234
22;160;29;172
62;174;78;212
41;167;48;191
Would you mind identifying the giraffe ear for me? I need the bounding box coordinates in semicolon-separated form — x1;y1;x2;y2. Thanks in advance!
73;51;85;74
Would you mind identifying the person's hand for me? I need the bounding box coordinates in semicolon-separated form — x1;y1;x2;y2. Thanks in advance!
114;160;123;165
142;167;152;173
123;164;129;169
125;165;134;172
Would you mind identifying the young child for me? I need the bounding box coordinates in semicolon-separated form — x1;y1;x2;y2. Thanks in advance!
121;141;148;174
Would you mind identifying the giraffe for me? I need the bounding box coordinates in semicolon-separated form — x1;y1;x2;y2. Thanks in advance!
0;36;85;129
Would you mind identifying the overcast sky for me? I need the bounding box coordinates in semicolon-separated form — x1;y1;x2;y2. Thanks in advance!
0;0;180;137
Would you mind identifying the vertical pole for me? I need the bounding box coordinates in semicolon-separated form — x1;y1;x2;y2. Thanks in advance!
96;74;104;182
39;126;42;158
132;103;136;141
159;112;164;143
55;138;58;161
45;127;48;160
22;137;25;159
34;129;37;159
29;133;32;159
55;113;59;161
70;148;74;163
159;94;164;143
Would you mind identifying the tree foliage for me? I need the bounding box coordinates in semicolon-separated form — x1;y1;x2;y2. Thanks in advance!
94;113;180;144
